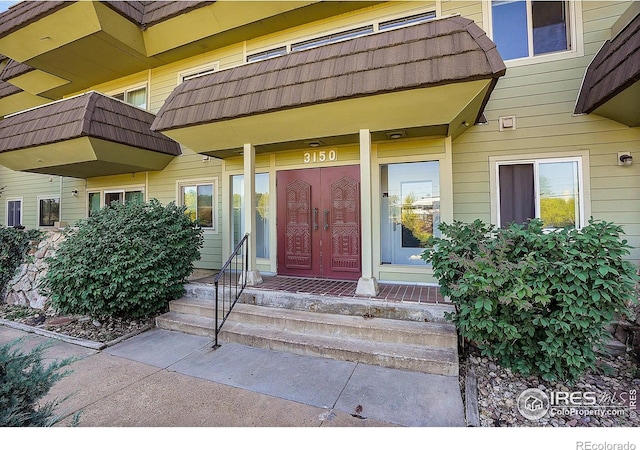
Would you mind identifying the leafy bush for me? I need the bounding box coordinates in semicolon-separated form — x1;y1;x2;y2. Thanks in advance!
0;339;75;426
40;199;204;319
0;227;42;294
424;218;639;382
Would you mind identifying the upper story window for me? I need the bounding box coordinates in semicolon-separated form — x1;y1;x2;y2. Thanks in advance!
113;86;147;109
247;46;287;63
291;25;374;52
379;11;436;31
491;0;571;61
180;62;219;83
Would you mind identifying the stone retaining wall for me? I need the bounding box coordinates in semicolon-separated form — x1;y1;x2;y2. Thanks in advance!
3;231;65;309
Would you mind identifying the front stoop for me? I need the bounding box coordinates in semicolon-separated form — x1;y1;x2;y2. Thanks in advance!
156;283;459;376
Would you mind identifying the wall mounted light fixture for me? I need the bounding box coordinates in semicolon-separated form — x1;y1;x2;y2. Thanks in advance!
71;189;78;197
618;152;633;166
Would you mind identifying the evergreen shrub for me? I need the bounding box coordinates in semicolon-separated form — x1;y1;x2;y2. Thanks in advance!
424;218;639;381
40;199;204;319
0;339;75;426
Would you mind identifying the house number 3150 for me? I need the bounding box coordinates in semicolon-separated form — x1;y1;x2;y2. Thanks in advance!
303;150;337;164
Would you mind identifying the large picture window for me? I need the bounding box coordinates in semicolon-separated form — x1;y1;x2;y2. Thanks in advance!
380;161;440;266
180;182;214;228
231;173;270;258
38;197;60;227
497;157;583;229
491;0;571;60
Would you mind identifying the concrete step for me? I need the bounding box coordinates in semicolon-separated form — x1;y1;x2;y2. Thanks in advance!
222;321;458;376
155;310;458;376
182;282;454;323
168;298;456;348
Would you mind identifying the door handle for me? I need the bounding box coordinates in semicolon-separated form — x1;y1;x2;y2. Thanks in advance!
313;208;318;231
324;210;329;230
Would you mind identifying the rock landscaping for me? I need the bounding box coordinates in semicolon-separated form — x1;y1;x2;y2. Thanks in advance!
0;303;156;345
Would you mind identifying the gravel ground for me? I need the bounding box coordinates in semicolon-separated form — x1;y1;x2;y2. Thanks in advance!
0;303;157;344
460;345;640;427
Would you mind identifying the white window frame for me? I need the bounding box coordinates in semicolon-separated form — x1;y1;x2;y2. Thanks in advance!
484;0;584;67
86;187;145;216
6;197;23;227
490;153;590;229
178;62;220;84
37;195;60;228
177;178;218;232
108;84;148;110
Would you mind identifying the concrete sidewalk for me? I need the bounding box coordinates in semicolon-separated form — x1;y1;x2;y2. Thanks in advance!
0;324;465;427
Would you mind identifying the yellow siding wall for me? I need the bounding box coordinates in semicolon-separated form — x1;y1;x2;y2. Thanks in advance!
452;0;640;263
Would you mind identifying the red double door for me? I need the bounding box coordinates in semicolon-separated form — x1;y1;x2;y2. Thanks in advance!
276;165;361;280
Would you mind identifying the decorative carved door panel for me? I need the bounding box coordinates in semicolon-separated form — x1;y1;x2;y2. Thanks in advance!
276;165;361;280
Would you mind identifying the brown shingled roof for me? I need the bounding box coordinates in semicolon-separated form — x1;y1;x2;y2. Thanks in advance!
0;58;34;82
0;1;213;38
0;79;21;99
0;91;181;156
152;15;506;132
574;11;640;115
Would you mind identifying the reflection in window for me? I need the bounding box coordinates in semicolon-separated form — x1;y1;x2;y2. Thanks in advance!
182;184;213;228
381;161;440;265
7;199;21;227
113;86;147;109
492;0;570;61
538;161;579;228
232;173;270;259
39;197;60;227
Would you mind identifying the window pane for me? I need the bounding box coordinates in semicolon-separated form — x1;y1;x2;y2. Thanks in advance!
532;1;569;55
380;162;440;265
538;161;579;228
255;173;270;259
125;191;144;205
231;175;244;248
232;174;270;258
492;0;529;60
88;192;101;217
126;87;147;109
7;200;21;227
182;186;197;223
39;198;60;227
104;192;123;207
197;184;213;228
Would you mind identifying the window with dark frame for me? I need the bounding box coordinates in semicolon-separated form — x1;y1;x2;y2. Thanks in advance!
38;197;60;227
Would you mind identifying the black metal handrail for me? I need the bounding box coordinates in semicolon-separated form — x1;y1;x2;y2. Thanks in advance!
213;233;249;348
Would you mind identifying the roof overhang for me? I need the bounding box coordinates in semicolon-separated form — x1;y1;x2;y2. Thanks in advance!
152;15;506;158
0;91;181;178
574;6;640;127
0;137;177;178
162;79;494;158
0;1;381;99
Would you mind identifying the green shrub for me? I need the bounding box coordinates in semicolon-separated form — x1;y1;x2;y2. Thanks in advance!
0;339;75;426
40;199;204;319
424;218;639;382
0;227;42;294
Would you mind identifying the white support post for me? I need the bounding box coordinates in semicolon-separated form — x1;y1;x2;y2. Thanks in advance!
243;143;262;285
356;129;379;296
